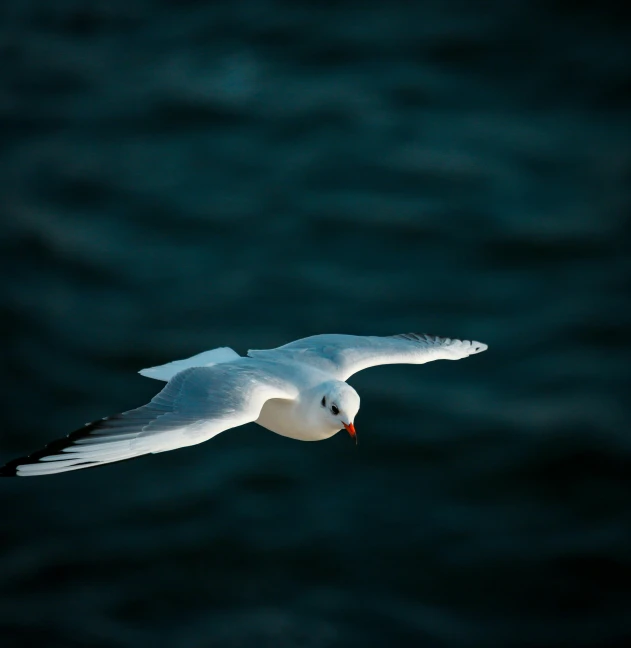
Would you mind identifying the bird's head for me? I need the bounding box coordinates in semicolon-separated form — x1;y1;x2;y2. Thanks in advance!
318;380;360;443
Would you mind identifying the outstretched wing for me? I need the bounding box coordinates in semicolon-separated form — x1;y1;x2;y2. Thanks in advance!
1;361;296;477
250;333;487;381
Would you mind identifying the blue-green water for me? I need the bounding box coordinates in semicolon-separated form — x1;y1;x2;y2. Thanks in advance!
1;1;630;646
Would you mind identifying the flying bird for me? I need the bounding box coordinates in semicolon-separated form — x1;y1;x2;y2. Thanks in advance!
0;333;487;477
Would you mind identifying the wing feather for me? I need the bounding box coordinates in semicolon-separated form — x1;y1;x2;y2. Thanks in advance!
139;347;241;381
1;360;296;477
250;332;487;380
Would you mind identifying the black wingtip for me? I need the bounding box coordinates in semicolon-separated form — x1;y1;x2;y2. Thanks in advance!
0;456;23;477
0;417;118;478
394;332;447;344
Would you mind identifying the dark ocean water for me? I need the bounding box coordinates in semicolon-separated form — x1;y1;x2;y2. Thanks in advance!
1;1;630;646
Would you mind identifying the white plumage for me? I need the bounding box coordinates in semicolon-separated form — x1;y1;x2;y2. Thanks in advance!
1;332;487;477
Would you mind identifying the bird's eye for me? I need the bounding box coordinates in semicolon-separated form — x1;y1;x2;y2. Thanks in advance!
321;396;326;407
331;405;339;415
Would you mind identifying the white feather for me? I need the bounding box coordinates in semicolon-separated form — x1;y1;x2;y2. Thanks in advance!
139;347;240;381
2;332;488;477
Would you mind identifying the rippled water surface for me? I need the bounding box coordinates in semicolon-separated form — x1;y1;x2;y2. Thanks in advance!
1;1;630;647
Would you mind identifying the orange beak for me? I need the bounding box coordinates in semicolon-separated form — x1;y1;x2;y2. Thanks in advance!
343;422;357;445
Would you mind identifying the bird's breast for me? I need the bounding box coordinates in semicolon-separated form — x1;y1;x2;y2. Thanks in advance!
255;399;338;441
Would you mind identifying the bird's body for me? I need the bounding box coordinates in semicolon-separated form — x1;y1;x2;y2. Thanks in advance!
254;366;347;441
1;332;487;476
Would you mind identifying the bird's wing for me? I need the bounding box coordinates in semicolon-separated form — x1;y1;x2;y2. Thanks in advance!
139;346;241;381
250;333;487;381
1;361;297;477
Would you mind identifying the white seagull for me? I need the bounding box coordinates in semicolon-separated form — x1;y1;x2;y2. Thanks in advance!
1;333;487;477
